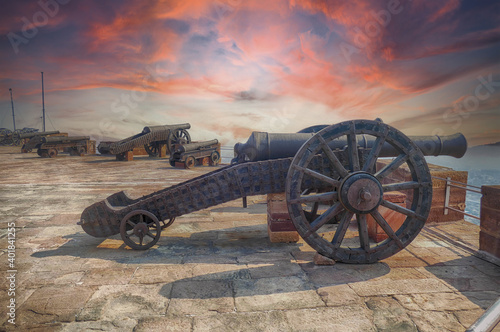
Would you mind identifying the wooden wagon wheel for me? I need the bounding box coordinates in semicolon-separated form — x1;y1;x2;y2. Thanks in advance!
210;151;220;165
185;156;196;169
144;141;161;157
120;210;161;250
11;131;21;146
286;120;433;263
38;149;49;158
48;148;58;158
167;129;191;154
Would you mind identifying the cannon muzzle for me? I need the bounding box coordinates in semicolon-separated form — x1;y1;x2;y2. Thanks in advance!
233;131;467;163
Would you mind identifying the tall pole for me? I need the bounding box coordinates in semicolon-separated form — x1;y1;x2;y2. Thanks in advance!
9;88;16;131
41;72;45;132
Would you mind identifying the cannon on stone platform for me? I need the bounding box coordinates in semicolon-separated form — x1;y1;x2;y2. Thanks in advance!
97;124;191;159
79;119;467;264
1;127;41;146
33;136;96;158
19;131;61;152
169;139;220;168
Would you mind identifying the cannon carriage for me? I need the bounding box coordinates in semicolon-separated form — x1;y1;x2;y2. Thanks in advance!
79;120;467;263
0;127;41;146
169;139;221;168
19;131;62;152
32;136;96;158
97;124;191;159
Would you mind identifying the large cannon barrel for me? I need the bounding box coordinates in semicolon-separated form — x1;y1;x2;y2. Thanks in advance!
143;123;191;134
233;131;467;163
176;139;219;153
20;130;60;139
41;136;90;144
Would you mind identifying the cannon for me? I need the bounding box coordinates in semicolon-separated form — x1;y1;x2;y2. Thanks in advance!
0;128;12;145
1;127;40;146
33;136;95;158
97;124;191;158
169;139;220;168
19;131;61;152
79;119;467;263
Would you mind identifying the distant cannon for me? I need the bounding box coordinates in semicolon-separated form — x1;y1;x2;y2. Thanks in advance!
97;124;191;159
169;139;220;168
79;119;467;264
33;135;95;158
1;127;40;146
19;131;61;152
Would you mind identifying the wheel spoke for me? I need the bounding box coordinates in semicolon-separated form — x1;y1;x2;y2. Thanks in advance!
127;220;137;227
383;181;424;192
370;209;404;248
146;231;155;239
380;200;426;221
348;122;360;172
289;191;338;204
375;154;409;180
307;202;344;235
292;165;340;187
331;211;354;249
362;129;388;172
317;135;348;178
139;234;144;246
357;214;370;252
310;202;319;220
139;214;144;223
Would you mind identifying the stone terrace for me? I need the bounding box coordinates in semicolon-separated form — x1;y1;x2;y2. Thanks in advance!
0;146;499;331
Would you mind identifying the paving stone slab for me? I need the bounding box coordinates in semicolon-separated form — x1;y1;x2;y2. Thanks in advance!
77;284;170;321
192;311;290;332
284;306;376;332
234;276;324;312
130;265;194;284
408;310;465;332
134;316;193;332
349;278;452;296
365;297;418;331
316;284;363;307
167;280;234;316
16;285;95;325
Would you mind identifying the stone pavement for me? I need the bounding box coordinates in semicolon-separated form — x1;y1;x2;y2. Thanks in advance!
0;146;499;331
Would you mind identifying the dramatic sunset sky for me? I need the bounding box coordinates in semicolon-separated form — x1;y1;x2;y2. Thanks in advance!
1;0;499;146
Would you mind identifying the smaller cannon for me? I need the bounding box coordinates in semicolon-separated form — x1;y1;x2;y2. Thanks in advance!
20;131;61;152
0;128;12;145
97;123;191;159
1;127;40;146
33;136;95;158
169;139;220;168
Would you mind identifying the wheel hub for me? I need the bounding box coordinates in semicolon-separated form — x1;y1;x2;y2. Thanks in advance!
339;172;383;214
133;222;149;237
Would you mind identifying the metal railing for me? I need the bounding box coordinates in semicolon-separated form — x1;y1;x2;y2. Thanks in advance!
432;175;481;220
